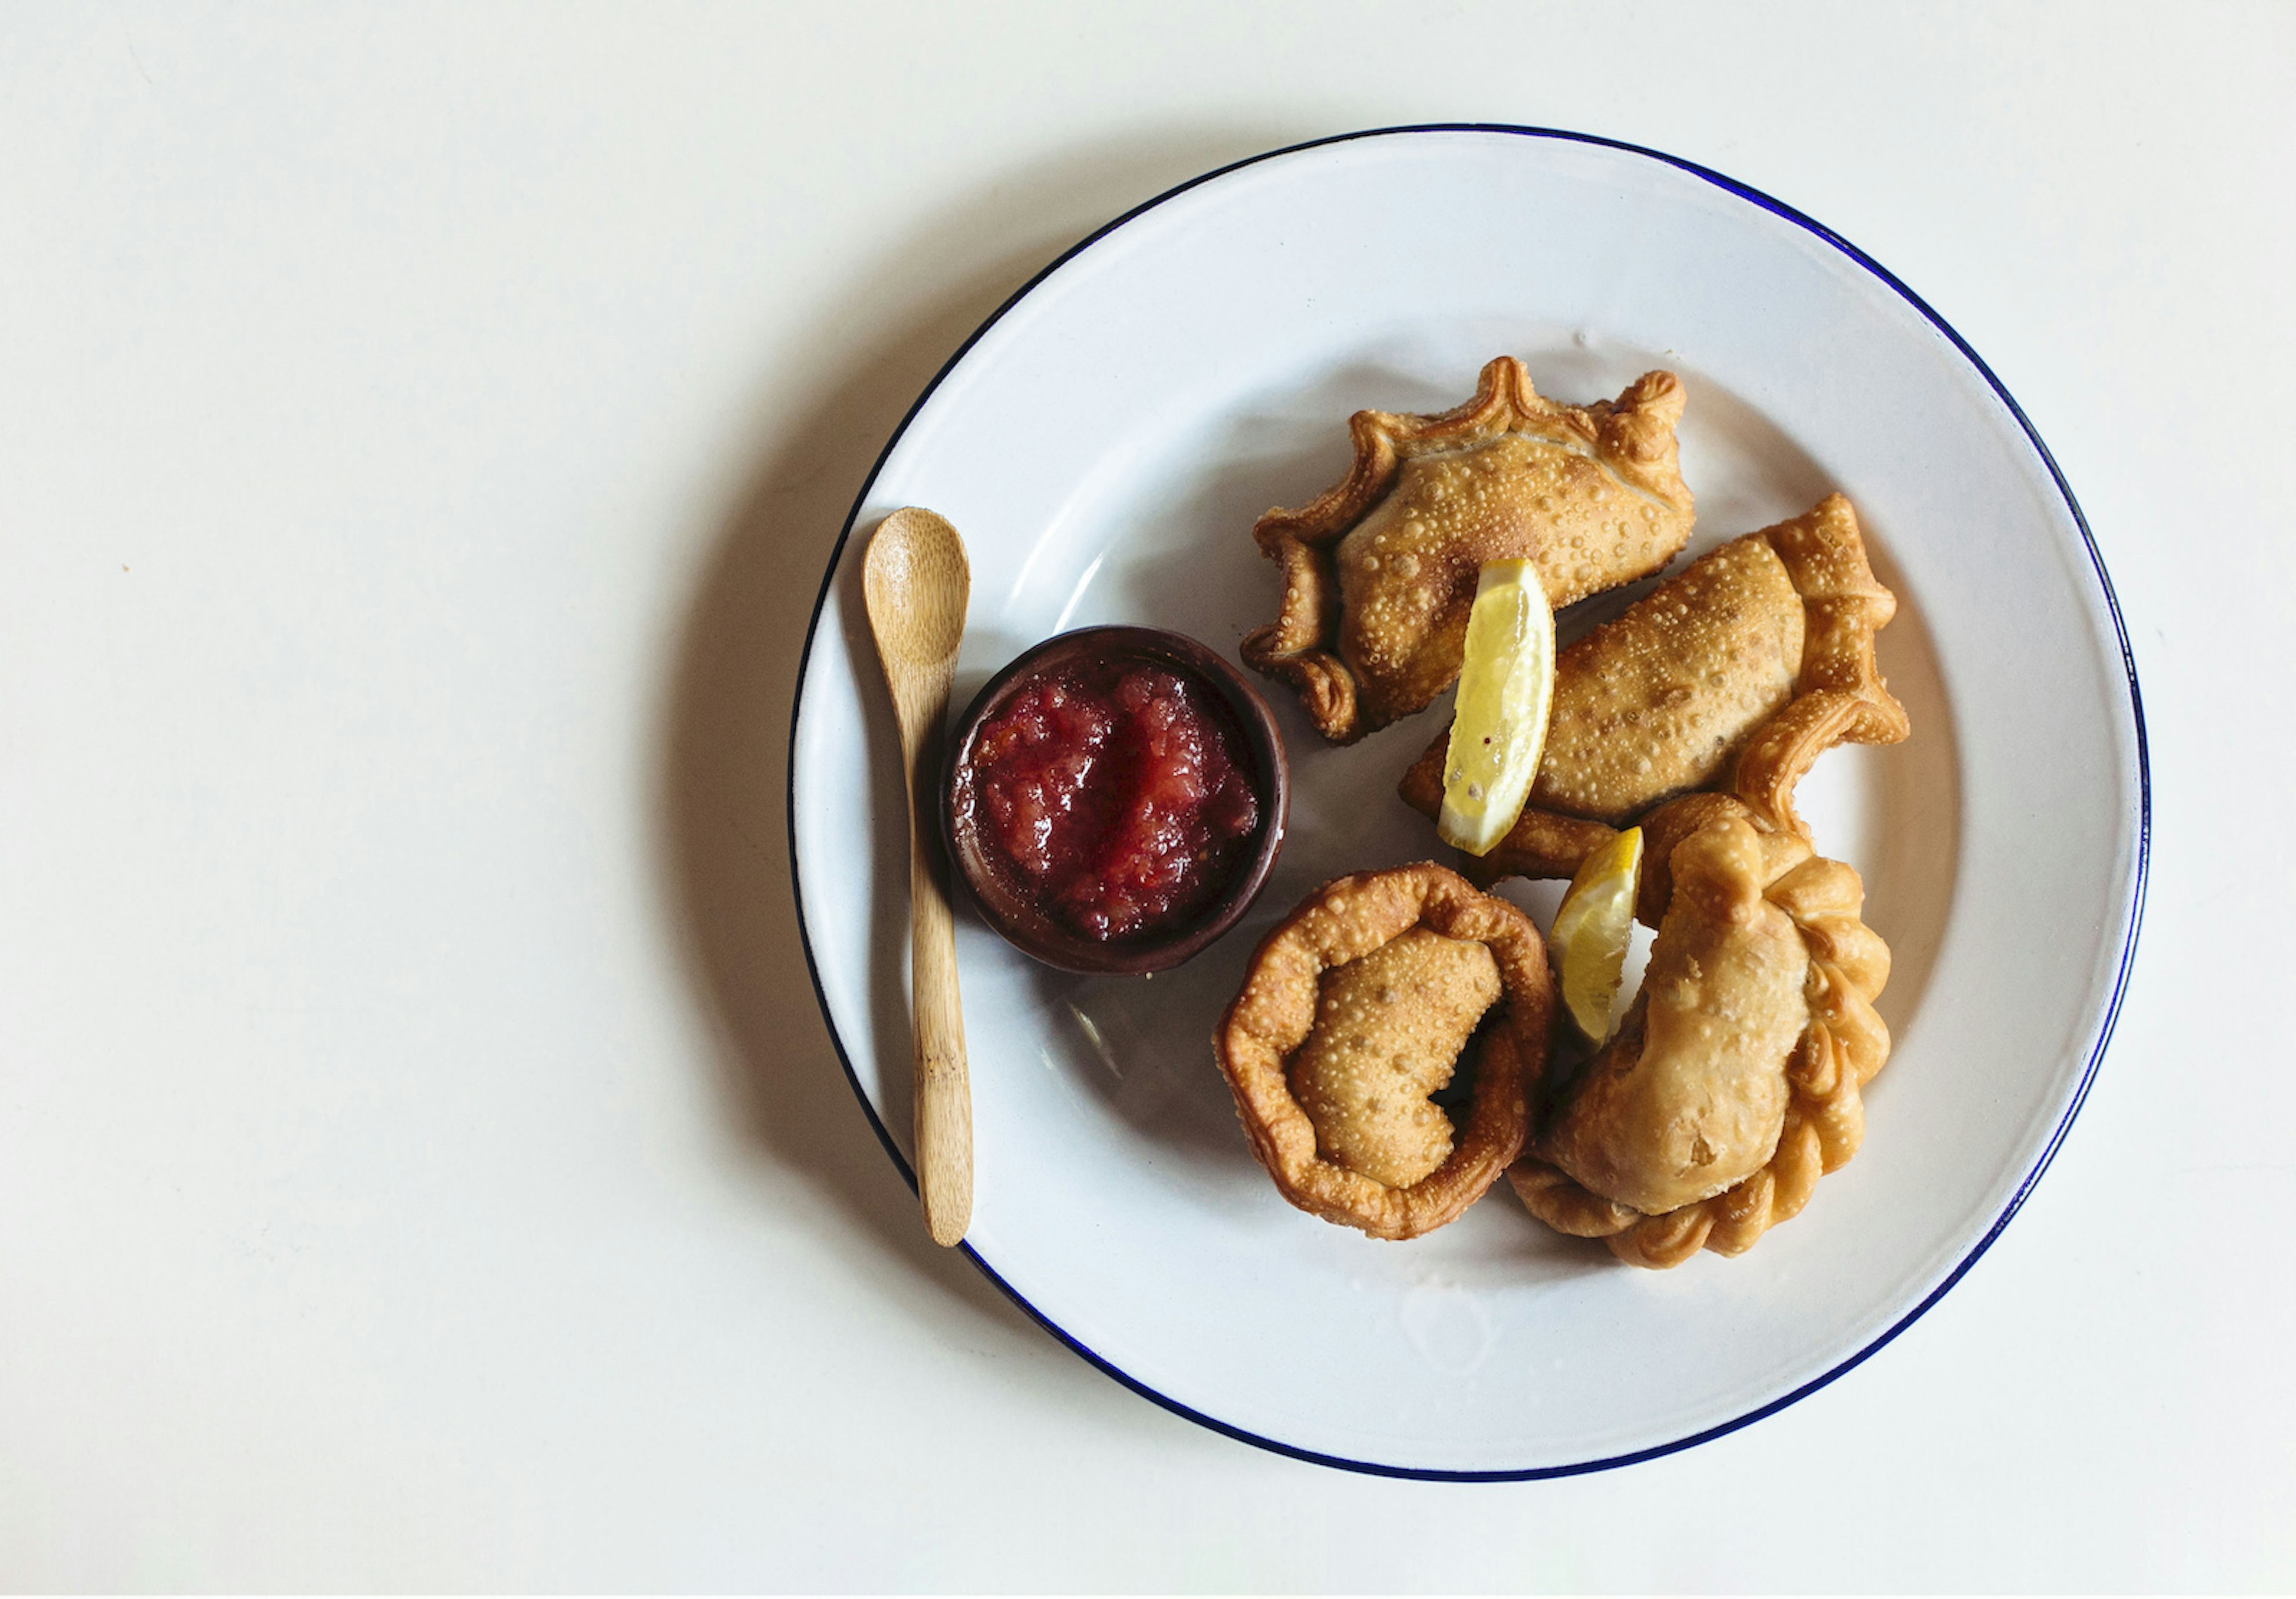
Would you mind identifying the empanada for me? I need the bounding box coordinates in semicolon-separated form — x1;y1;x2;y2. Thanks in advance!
1399;493;1909;878
1512;797;1892;1267
1214;863;1555;1240
1242;358;1696;743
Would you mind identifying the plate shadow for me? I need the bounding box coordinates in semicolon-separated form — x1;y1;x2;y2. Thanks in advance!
654;124;1322;1345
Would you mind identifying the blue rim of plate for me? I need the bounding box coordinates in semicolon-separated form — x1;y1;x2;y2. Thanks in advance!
783;123;2152;1481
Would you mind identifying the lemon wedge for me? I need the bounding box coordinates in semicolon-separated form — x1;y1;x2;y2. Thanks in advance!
1435;559;1556;856
1552;826;1644;1043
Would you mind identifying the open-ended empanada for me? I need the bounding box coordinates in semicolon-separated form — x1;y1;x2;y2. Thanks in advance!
1399;493;1909;878
1242;358;1696;744
1214;863;1555;1240
1510;796;1892;1267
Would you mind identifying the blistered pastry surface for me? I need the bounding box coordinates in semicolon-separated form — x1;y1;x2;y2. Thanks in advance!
1287;927;1501;1188
1533;534;1804;823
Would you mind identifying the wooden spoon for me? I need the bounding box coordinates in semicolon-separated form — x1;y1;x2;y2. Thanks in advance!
862;508;973;1246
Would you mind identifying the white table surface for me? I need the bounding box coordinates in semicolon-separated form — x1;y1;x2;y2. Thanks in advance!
3;4;2287;1589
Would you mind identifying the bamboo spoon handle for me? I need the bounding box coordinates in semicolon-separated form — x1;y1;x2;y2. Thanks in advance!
895;672;972;1246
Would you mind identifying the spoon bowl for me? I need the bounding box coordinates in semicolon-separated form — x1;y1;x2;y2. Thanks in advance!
864;509;970;667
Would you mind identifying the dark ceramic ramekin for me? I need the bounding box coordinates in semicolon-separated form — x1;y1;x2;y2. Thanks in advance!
941;625;1289;975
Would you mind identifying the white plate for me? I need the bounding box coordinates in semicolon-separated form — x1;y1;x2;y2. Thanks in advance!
788;127;2147;1478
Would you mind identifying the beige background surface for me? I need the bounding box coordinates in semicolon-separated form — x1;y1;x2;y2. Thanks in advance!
2;2;2288;1589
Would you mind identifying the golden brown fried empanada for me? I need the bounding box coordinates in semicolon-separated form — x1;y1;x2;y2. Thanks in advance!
1215;863;1555;1240
1399;493;1908;878
1511;797;1892;1267
1242;358;1695;743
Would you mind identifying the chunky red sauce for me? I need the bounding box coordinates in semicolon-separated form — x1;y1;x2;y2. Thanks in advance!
962;657;1262;942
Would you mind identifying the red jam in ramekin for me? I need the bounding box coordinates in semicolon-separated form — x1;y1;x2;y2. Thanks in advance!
944;627;1287;974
